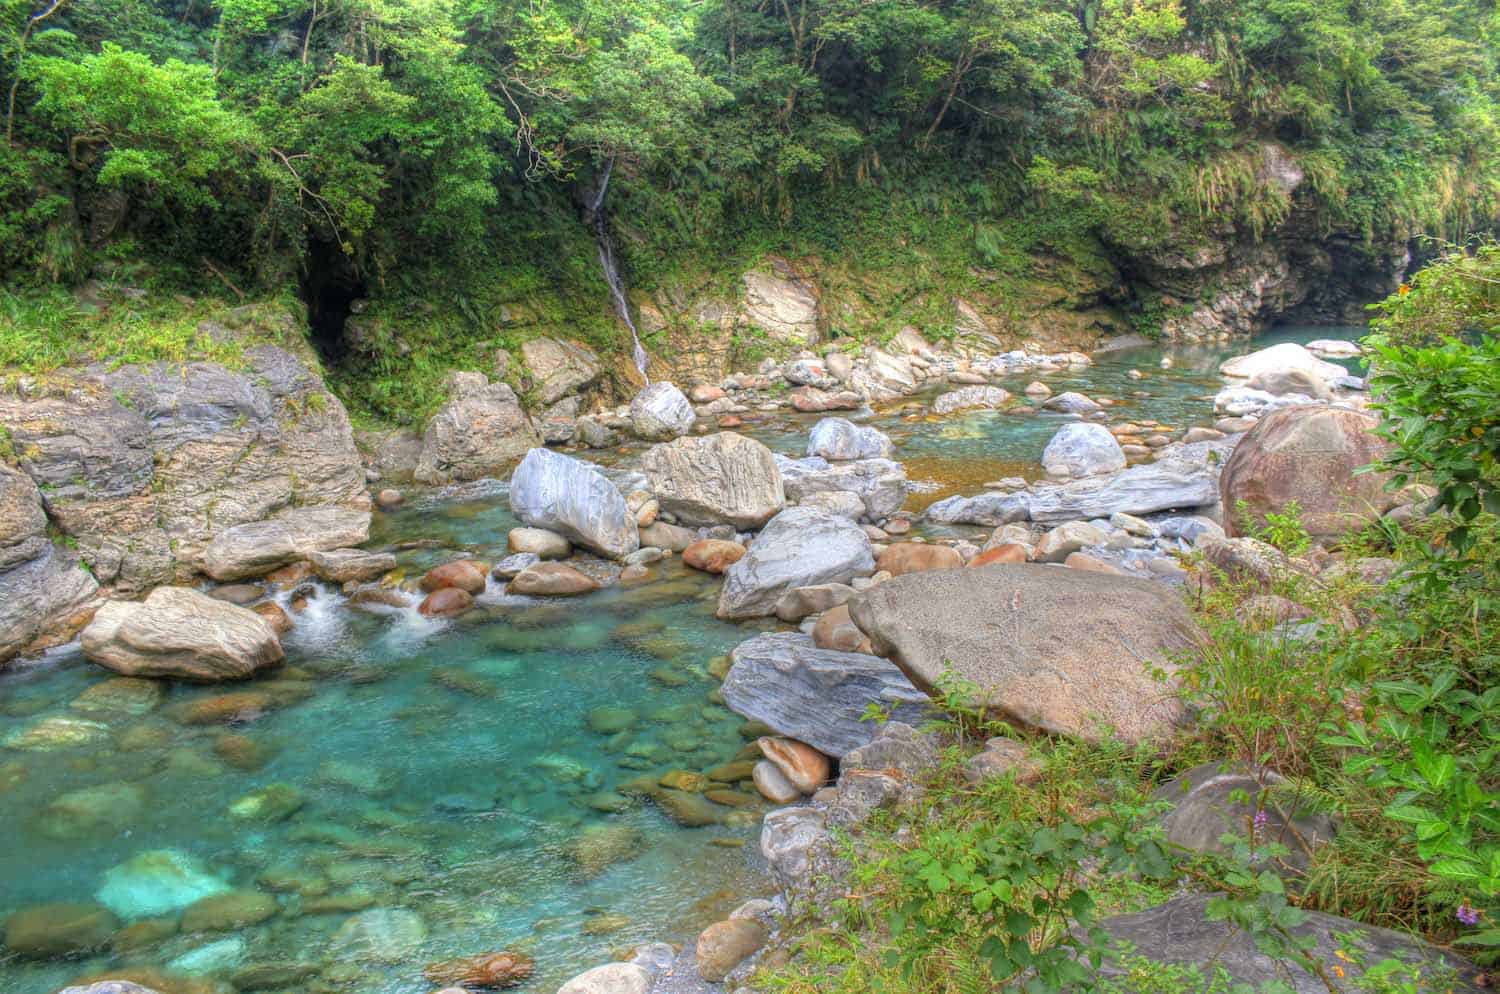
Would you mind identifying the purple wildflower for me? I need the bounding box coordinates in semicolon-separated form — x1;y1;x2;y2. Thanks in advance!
1252;809;1270;836
1456;903;1481;927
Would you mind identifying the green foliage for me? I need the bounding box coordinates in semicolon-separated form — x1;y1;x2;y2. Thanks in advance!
1236;498;1313;557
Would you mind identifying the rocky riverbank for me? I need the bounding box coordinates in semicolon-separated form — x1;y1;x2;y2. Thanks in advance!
2;330;1468;994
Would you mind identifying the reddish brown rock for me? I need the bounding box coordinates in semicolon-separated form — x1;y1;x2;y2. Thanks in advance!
811;603;869;653
875;542;963;577
169;691;276;725
1221;406;1395;542
507;563;600;597
251;601;293;637
1063;552;1129;575
969;544;1028;567
419;560;487;595
418;587;475;617
689;384;726;403
683;539;747;574
423;951;535;988
757;736;830;794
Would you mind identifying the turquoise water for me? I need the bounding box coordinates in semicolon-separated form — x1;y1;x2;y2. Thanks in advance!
0;328;1365;994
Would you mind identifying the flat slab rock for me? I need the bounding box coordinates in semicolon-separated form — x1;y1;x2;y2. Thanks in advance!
202;507;371;581
1096;893;1486;993
849;564;1198;746
721;632;930;756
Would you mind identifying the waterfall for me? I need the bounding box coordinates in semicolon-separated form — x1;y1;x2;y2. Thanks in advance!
586;159;650;382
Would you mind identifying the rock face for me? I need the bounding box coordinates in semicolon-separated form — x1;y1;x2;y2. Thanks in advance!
806;418;894;462
1096;894;1485;994
0;465;98;666
415;372;539;484
202;507;371;581
1041;422;1126;478
776;455;908;521
508;448;639;560
642;432;785;529
81;587;284;681
721;632;930;755
0;344;366;594
1220;406;1393;541
717;507;875;620
742;265;820;346
629;382;696;441
519;338;602;404
849;565;1198;745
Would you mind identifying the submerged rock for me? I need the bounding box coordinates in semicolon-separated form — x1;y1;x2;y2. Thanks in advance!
81;587;284;681
509;448;639;560
201;507;370;581
849;565;1197;745
3;901;119;958
423;951;535;988
96;851;232;923
326;908;427;964
717;507;875;619
642;432;785;529
721;632;929;755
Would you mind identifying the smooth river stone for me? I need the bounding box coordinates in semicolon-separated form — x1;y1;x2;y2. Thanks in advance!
720;632;930;756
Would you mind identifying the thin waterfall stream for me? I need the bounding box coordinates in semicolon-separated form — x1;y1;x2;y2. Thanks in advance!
587;159;650;381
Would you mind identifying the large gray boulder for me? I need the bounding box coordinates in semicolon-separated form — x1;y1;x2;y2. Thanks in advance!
925;491;1030;526
0;467;98;664
1026;437;1235;523
1041;422;1126;478
414;371;539;484
629;382;696;441
508;448;638;560
721;632;931;756
519;337;602;404
1154;763;1336;876
642;432;785;529
0;344;367;594
201;507;371;581
806;418;893;462
849;564;1198;745
1096;894;1484;994
81;586;284;681
776;455;907;521
717;507;875;620
847;350;917;402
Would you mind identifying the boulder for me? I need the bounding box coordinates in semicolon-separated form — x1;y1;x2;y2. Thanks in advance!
1026;438;1236;523
790;386;862;412
307;548;394;584
932;386;1010;415
201;507;370;582
642;432;785;529
414;372;539;484
717;507;875;619
696;919;768;982
760;806;831;889
1042;423;1126;478
556;962;651;994
782;357;837;389
776;455;908;521
1034;521;1106;562
847;350;917;402
1218;342;1347;383
682;539;746;574
875;542;963;576
721;632;929;755
752;761;801;803
1154;763;1335;875
1096;894;1485;994
799;490;866;518
968;543;1028;567
1246;367;1333;400
925;491;1030;527
509;448;639;560
508;563;601;597
420;560;487;595
0;539;98;667
849;565;1198;745
629;382;696;441
806;418;894;462
507;526;572;560
418;588;474;617
81;587;283;681
758;737;829;794
520;338;602;404
1042;391;1103;415
1220;406;1394;541
773;582;854;623
638;521;697;552
811;603;866;652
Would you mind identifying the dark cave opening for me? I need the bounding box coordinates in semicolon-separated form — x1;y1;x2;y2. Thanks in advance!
299;238;365;363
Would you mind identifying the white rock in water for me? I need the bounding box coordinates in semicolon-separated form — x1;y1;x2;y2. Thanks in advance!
717;507;875;620
1218;342;1347;382
1041;423;1126;478
509;448;639;560
96;849;233;919
1304;339;1363;357
806;418;894;461
628;382;696;441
